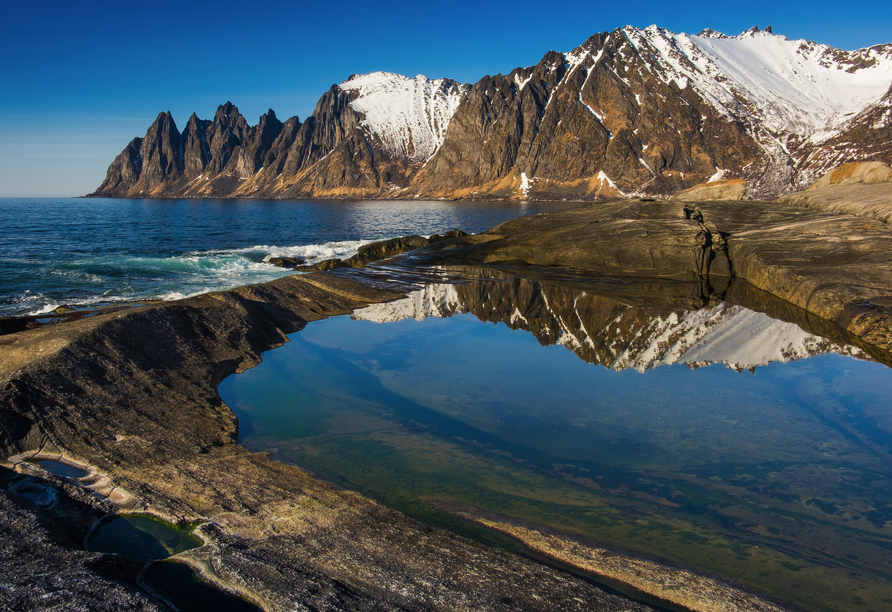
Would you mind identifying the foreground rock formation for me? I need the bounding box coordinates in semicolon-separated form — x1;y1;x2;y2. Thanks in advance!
3;198;892;610
778;161;892;223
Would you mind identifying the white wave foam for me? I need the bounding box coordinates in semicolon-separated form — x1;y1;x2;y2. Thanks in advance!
257;240;377;263
4;239;387;317
27;303;61;316
189;239;379;265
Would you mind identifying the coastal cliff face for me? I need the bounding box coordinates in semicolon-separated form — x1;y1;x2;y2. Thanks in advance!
90;26;892;201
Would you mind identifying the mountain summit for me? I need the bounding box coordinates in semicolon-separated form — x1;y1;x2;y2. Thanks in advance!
90;26;892;201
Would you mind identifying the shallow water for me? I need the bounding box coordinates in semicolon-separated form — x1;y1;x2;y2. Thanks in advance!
87;515;201;560
31;460;89;480
0;197;574;316
143;562;260;612
220;276;892;612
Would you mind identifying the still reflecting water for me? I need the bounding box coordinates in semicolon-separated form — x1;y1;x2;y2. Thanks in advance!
219;275;892;612
87;515;201;560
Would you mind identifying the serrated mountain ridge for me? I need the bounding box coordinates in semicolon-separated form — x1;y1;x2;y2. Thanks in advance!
90;25;892;200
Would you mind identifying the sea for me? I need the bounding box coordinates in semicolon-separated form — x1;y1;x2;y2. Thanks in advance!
0;197;575;318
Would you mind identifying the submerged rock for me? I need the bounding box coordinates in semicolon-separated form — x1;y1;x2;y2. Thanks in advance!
267;256;306;269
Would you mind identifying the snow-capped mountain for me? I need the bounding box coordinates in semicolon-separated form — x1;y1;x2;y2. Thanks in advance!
340;72;468;161
415;25;892;200
91;25;892;200
653;27;892;139
620;26;892;193
351;280;862;372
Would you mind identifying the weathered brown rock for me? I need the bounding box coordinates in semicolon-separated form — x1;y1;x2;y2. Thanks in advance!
670;178;746;201
295;258;350;271
267;256;306;269
778;183;892;223
294;234;465;272
778;162;892;223
420;199;731;282
344;235;432;267
808;161;892;189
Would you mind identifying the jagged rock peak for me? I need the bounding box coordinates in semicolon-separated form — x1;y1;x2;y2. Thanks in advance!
697;28;727;39
90;24;892;201
216;101;238;118
338;71;470;161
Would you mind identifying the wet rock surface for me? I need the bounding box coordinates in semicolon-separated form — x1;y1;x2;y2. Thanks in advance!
295;233;465;272
0;466;166;611
419;199;732;282
266;256;306;269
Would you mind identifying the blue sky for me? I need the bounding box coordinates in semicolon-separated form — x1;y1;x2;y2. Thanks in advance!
2;0;890;197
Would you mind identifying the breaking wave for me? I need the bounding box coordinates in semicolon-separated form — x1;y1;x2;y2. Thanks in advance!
2;240;378;317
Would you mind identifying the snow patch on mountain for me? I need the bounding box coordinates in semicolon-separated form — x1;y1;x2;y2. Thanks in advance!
621;25;892;140
340;72;469;161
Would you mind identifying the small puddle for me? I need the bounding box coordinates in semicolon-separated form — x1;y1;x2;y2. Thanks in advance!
31;459;90;480
87;515;201;560
143;561;260;612
9;478;58;507
19;487;56;506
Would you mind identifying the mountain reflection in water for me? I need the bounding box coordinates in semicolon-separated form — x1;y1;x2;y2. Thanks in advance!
219;274;892;612
351;277;863;372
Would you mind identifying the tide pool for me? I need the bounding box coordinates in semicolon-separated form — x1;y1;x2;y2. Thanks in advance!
220;276;892;612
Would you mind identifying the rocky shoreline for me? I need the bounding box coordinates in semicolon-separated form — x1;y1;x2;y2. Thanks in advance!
2;198;892;611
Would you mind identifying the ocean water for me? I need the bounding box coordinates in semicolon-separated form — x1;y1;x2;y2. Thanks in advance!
0;197;575;317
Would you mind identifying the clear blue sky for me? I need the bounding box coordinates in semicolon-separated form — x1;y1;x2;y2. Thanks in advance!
2;0;890;197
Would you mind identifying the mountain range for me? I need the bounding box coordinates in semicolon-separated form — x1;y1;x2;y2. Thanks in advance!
90;25;892;201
